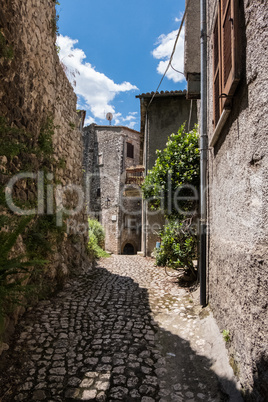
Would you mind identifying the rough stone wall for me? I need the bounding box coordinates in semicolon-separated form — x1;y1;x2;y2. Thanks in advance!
86;126;123;254
207;1;268;399
0;0;88;334
124;128;140;169
121;196;142;254
83;125;141;254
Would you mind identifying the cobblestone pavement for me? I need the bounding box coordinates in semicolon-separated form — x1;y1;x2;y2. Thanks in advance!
0;255;239;401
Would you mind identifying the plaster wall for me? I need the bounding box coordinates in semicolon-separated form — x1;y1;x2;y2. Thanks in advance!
184;0;200;75
206;1;268;399
146;95;197;170
146;212;165;256
139;93;198;255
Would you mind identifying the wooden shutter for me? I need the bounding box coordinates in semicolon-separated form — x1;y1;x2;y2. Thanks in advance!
213;10;221;128
220;0;240;107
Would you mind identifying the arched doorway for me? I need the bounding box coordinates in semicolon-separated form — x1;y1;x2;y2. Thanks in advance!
123;243;135;255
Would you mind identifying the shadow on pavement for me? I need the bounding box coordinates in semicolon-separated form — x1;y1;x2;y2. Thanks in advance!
0;264;260;401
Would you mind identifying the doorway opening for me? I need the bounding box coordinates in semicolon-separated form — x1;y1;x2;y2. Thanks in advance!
123;243;135;255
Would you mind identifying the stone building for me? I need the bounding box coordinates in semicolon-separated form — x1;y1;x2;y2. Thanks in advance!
0;0;89;344
83;124;142;254
184;0;268;399
136;91;198;256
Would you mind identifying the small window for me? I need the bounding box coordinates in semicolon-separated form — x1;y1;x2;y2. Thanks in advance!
98;153;103;165
213;0;240;128
124;215;136;229
127;142;134;159
97;188;101;197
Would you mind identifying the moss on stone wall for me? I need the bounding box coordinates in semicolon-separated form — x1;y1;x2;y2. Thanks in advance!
0;30;13;60
0;116;69;340
0;0;88;346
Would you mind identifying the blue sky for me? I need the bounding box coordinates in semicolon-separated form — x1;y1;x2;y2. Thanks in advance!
57;0;186;130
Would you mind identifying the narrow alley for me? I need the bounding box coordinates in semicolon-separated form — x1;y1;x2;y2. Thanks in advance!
0;256;242;402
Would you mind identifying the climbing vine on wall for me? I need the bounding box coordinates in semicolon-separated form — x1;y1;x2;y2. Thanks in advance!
0;116;67;338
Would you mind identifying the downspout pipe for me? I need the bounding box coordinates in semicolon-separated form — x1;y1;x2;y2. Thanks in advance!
200;0;208;306
142;108;148;256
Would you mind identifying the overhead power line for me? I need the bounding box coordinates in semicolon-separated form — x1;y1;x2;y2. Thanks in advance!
170;63;184;75
147;0;190;110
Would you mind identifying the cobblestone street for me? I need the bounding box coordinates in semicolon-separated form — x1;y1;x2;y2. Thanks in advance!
0;255;241;402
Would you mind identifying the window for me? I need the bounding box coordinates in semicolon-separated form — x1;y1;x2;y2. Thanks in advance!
96;188;101;197
124;215;136;229
213;0;240;128
126;142;134;159
98;153;103;165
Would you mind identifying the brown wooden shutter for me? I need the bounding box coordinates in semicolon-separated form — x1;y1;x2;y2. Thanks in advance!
213;10;222;128
220;0;240;107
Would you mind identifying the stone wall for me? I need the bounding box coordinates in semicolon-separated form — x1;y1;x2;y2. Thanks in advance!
124;128;140;169
83;125;141;254
0;0;89;340
207;1;268;399
121;195;142;254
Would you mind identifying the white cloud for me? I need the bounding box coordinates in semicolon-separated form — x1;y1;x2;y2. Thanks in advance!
122;115;136;122
113;112;122;125
152;26;185;83
175;12;184;23
57;35;138;126
84;116;95;126
128;121;137;130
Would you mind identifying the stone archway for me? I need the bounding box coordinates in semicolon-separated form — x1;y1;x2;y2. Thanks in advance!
122;243;135;255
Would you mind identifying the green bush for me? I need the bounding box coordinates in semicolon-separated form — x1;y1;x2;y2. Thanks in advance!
87;218;109;259
142;124;200;279
142;123;200;217
155;219;197;276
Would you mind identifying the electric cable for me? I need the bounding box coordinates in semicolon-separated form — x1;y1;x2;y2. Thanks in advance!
147;0;190;110
170;63;184;75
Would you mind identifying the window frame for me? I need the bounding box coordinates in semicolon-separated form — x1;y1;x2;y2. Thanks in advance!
212;0;240;130
97;152;103;166
126;142;134;159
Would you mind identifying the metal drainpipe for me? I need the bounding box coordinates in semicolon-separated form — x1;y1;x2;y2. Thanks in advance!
142;108;149;256
200;0;208;306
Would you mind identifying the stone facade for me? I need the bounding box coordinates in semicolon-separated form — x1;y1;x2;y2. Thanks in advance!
83;124;142;254
185;1;268;399
136;91;198;256
0;0;89;340
184;0;201;98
